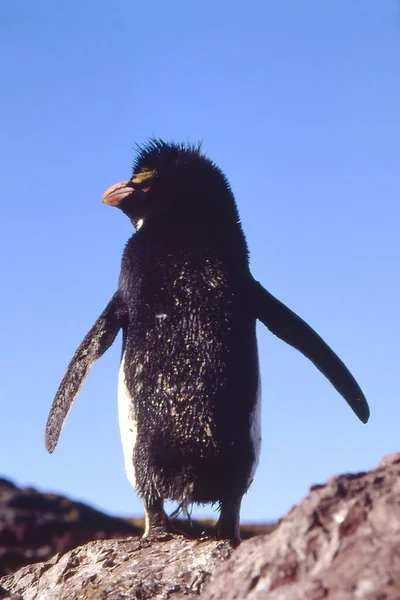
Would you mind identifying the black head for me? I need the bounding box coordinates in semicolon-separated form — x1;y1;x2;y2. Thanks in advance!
102;139;242;234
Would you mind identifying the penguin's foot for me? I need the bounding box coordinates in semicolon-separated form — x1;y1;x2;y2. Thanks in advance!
216;497;243;545
215;520;242;545
143;498;169;537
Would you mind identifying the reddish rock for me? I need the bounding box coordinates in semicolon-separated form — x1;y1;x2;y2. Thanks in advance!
203;453;400;599
0;477;141;576
2;454;400;599
0;477;274;580
0;536;234;600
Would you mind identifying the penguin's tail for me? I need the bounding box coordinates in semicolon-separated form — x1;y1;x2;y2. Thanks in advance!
169;481;194;522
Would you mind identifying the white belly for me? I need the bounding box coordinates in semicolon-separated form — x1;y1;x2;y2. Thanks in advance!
248;369;262;485
118;355;138;489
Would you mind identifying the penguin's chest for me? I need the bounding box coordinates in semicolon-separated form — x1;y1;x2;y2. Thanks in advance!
122;298;236;434
123;264;240;415
117;260;260;487
117;297;234;489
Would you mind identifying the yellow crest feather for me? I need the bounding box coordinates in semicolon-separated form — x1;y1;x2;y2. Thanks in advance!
131;169;156;184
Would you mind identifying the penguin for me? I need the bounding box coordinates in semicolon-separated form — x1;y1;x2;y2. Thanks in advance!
45;139;369;542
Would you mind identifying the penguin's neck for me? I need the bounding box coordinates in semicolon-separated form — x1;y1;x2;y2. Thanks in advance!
132;218;249;273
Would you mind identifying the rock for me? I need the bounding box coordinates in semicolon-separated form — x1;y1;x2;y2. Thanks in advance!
0;477;275;579
0;478;141;577
2;453;400;599
203;452;400;599
0;535;233;600
0;581;23;600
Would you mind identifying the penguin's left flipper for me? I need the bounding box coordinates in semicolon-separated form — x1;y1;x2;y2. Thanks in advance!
45;291;128;453
251;278;370;423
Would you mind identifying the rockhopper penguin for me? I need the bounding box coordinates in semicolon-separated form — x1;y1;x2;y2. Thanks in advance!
45;140;369;542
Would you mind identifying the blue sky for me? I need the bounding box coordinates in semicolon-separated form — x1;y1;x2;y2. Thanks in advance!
1;0;399;523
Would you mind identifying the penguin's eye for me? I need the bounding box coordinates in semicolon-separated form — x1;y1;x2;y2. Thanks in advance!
142;186;151;193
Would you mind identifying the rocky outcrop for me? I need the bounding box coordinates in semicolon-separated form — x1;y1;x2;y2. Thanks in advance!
0;477;273;580
0;535;233;600
203;453;400;599
2;453;400;599
0;478;140;576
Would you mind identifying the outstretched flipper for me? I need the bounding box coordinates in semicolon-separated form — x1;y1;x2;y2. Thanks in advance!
45;292;128;453
251;278;369;423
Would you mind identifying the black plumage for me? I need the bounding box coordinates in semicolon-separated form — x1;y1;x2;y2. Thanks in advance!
45;139;369;541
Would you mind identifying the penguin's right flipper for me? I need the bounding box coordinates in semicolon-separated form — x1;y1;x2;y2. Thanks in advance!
45;292;128;453
251;278;370;424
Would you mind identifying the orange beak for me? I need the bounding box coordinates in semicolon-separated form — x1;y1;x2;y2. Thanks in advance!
102;181;134;207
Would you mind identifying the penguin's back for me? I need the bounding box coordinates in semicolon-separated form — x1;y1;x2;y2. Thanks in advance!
119;230;260;504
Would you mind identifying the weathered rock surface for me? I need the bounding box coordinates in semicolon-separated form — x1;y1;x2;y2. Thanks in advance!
2;453;400;600
1;535;233;600
204;452;400;599
0;478;140;577
0;477;273;580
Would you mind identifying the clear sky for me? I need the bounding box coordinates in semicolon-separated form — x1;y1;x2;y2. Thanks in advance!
1;0;399;523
